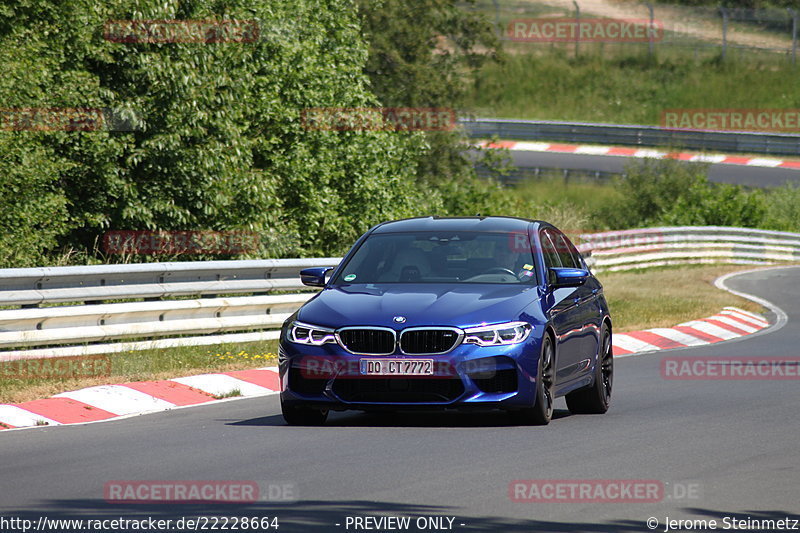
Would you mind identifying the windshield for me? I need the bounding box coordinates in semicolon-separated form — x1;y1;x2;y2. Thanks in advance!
333;231;537;284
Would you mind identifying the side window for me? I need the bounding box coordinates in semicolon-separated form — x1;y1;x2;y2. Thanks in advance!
540;230;561;269
550;230;581;269
562;232;586;269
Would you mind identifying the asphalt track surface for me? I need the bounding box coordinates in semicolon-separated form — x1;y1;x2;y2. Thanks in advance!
2;266;799;533
509;150;800;188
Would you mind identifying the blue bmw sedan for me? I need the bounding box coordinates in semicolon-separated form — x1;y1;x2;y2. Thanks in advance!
278;216;613;425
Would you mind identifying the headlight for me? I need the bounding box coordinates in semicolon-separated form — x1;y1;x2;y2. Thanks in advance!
289;321;337;346
463;321;532;346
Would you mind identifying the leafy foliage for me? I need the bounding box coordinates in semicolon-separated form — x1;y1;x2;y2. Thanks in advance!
0;0;448;263
596;158;767;230
760;183;800;232
0;135;72;267
357;0;499;109
357;0;502;184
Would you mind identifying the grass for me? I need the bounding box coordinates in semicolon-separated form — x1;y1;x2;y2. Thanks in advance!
0;340;279;405
468;0;796;60
466;51;800;125
598;264;766;332
213;388;242;400
514;175;624;218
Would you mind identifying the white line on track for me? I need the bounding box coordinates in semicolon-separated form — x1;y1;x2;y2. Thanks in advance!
55;385;176;416
706;314;760;333
719;309;767;328
612;334;662;353
171;374;273;397
678;320;740;340
644;328;708;347
0;406;61;427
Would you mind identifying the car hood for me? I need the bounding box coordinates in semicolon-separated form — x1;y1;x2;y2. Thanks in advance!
297;283;542;329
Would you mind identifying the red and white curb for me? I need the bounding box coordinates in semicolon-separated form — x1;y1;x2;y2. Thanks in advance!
612;306;768;357
477;140;800;170
0;367;280;431
0;306;770;431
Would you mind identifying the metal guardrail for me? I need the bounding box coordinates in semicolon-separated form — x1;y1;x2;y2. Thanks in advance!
0;258;338;361
1;227;798;361
0;258;339;307
0;294;311;347
461;118;800;157
579;226;800;272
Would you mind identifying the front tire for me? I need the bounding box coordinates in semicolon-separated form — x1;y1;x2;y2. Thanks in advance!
510;334;554;426
566;325;613;414
281;400;328;426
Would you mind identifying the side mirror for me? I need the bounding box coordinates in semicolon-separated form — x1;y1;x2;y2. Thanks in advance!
300;267;334;288
549;267;589;288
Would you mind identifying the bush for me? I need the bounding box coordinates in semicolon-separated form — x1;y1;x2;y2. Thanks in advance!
0;0;446;263
661;181;766;228
596;158;767;230
760;183;800;232
0;136;72;267
596;159;708;228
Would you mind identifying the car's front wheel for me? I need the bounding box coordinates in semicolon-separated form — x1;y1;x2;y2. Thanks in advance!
281;400;329;426
566;325;613;414
510;334;554;426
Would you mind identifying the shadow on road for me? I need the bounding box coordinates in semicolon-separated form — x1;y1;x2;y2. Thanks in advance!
228;408;573;428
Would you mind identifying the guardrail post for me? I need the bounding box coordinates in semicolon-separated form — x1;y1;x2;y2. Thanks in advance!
789;8;798;65
719;6;728;61
492;0;502;40
647;3;655;57
572;0;580;57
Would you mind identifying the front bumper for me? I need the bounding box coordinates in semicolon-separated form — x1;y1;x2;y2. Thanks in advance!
278;333;544;411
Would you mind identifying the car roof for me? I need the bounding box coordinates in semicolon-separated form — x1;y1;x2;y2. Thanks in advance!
371;216;542;234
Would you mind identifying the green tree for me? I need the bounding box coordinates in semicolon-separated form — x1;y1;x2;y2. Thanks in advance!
357;0;504;205
358;0;500;108
0;0;441;263
662;181;765;228
598;158;765;230
597;159;710;228
0;136;72;267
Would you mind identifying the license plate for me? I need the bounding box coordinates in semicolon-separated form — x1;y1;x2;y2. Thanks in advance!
360;358;434;376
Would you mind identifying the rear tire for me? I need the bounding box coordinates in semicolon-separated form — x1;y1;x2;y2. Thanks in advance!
566;325;613;414
510;334;554;426
281;400;328;426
